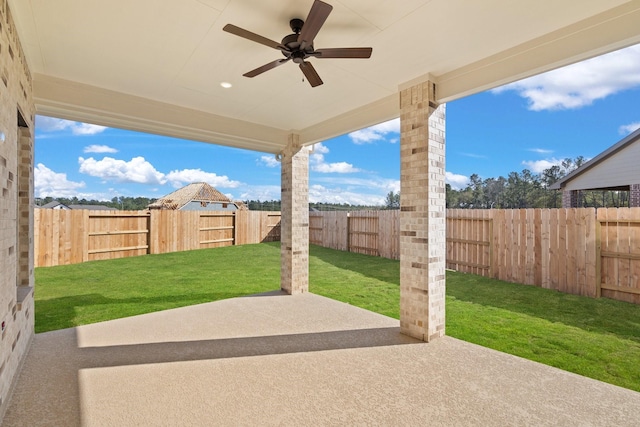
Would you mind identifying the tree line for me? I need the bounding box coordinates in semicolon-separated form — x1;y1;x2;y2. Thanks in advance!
385;156;632;210
36;196;157;211
446;156;634;209
245;200;382;211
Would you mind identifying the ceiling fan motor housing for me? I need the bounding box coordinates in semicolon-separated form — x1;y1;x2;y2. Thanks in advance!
282;20;315;63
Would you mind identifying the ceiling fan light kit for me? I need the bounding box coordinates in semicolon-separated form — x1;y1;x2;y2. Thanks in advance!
223;0;372;87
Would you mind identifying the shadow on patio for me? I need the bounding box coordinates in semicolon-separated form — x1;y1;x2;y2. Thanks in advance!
4;291;640;426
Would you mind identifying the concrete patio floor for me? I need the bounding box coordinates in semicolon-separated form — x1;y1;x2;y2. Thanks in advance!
3;291;640;426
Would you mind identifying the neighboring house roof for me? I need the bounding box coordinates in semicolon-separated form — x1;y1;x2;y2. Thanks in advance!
38;201;117;210
148;182;232;210
233;200;249;211
40;201;69;209
549;127;640;191
68;205;118;211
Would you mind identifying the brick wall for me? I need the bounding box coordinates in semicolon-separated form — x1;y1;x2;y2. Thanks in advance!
630;184;640;208
0;0;35;420
562;189;579;208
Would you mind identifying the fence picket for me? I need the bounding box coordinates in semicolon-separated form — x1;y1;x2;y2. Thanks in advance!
565;209;577;292
533;209;542;286
584;208;597;297
540;209;550;289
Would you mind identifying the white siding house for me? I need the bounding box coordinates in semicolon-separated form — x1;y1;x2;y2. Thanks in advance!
550;128;640;207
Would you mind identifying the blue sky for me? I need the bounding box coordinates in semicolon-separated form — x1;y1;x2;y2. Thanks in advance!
35;44;640;205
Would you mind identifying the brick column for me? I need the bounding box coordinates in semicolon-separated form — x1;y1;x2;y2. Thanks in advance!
280;134;309;294
630;184;640;207
17;126;34;288
399;81;446;342
562;189;579;208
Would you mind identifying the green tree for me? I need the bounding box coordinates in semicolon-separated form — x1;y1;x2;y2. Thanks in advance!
384;191;400;210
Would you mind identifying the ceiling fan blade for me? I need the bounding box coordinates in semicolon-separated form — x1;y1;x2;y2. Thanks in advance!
244;58;291;78
299;62;323;87
298;0;333;49
223;24;284;50
311;47;373;59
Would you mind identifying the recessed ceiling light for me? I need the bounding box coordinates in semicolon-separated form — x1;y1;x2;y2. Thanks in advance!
220;82;232;89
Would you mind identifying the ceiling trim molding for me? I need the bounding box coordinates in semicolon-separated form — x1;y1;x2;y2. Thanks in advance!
33;74;290;153
436;0;640;102
298;94;398;146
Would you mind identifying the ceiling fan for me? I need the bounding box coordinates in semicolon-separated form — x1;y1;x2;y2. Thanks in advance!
223;0;372;87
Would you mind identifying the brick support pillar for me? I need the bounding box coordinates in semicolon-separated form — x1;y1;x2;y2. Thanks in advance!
280;134;309;294
630;184;640;207
562;189;579;208
399;81;446;342
17;126;34;288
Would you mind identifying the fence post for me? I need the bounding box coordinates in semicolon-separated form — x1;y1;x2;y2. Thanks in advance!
146;211;152;254
149;210;155;254
232;211;236;245
595;218;602;298
82;210;89;263
346;212;351;253
489;216;494;279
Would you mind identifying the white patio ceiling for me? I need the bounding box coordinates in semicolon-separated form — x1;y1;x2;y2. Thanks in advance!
10;0;640;153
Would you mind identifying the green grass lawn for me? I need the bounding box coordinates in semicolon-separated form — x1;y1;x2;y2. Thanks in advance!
35;242;640;392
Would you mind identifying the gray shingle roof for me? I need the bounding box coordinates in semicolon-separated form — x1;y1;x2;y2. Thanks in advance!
549;127;640;190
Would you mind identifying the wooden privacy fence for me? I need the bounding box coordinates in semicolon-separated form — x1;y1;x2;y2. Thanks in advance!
35;209;281;267
309;210;399;259
36;207;640;304
309;208;640;305
447;209;600;298
597;208;640;304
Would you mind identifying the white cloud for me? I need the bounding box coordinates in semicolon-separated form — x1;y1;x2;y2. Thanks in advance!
619;122;640;135
84;145;118;154
493;44;640;111
72;123;108;135
78;156;166;185
309;184;385;206
312;143;330;154
165;168;241;188
237;174;402;205
258;155;280;168
238;185;282;201
313;176;400;194
445;172;469;190
34;163;85;198
461;152;488;159
313;161;360;173
36;117;72;132
36;116;108;135
310;142;360;173
348;118;400;144
521;158;563;173
528;148;554;154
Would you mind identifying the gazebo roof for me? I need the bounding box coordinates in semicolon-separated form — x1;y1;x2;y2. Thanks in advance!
9;0;640;152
